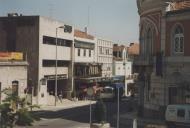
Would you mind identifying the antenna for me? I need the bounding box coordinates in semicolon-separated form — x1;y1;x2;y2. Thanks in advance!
88;6;90;28
48;2;54;18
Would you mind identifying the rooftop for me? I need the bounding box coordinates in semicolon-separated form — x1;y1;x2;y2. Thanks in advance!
167;1;190;12
74;29;94;40
127;43;139;55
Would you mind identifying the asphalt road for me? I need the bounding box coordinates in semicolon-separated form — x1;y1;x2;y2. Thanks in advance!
17;97;137;128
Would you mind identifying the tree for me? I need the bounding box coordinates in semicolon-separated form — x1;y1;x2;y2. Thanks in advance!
0;88;40;127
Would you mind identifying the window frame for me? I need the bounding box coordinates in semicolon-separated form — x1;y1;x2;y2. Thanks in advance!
172;24;184;55
83;49;86;57
78;48;81;56
89;49;91;57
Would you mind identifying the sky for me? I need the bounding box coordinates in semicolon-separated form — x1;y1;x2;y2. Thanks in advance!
0;0;139;44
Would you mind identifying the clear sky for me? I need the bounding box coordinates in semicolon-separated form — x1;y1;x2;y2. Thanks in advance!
0;0;139;44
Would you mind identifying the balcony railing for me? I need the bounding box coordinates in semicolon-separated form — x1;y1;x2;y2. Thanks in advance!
125;73;139;80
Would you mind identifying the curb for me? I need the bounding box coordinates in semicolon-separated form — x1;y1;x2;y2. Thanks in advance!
32;101;96;112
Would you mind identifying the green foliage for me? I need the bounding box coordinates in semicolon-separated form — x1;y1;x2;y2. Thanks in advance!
94;100;107;124
16;108;34;126
0;103;15;128
0;88;40;127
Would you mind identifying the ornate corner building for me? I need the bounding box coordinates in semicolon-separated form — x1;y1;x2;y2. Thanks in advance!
136;0;190;118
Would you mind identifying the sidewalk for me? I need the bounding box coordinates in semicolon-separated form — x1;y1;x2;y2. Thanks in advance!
33;99;96;112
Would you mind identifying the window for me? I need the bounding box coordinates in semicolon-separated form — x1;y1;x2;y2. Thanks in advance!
43;36;72;47
99;47;103;54
113;51;117;57
78;49;80;56
173;25;184;53
177;109;185;118
12;81;19;96
84;49;86;56
119;51;122;58
106;49;109;55
42;60;69;67
89;50;91;57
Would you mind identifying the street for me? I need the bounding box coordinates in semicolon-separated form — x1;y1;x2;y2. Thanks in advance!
16;97;138;128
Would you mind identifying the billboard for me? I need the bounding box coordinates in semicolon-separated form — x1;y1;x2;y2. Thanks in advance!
0;52;23;60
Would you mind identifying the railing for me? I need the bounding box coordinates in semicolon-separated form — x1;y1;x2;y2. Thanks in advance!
126;73;139;80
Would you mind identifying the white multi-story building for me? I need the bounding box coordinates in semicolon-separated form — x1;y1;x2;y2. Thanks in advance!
0;14;74;105
113;43;139;96
74;29;95;63
96;38;113;77
112;44;132;96
73;29;102;99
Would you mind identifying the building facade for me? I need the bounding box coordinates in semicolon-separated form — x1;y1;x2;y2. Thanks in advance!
96;38;113;77
74;29;102;99
113;43;139;96
0;14;74;105
136;0;190;118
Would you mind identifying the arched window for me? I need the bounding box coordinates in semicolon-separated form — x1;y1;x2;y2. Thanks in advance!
173;25;184;54
140;29;145;56
12;80;19;96
147;28;153;55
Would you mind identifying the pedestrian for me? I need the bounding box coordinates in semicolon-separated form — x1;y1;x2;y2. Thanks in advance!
58;92;62;103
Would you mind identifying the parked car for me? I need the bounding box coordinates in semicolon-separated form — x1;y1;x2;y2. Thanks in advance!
165;104;190;128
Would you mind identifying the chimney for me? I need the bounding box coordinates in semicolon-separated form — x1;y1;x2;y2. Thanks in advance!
114;44;118;47
84;27;88;34
130;43;134;46
8;13;18;17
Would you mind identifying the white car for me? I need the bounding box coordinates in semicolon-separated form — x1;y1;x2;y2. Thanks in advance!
165;104;190;127
98;86;115;101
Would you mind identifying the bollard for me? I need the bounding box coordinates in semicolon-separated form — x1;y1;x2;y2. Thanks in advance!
133;118;137;128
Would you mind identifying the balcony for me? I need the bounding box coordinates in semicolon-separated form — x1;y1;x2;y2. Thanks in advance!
126;73;139;80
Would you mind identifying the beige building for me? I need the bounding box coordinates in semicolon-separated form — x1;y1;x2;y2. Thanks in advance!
0;52;28;102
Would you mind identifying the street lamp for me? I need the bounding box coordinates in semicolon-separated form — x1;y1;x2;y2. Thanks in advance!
55;26;64;106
